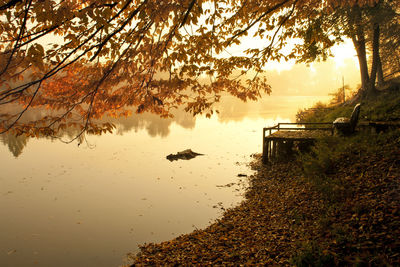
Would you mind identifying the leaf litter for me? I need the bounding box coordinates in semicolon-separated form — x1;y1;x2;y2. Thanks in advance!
129;135;400;265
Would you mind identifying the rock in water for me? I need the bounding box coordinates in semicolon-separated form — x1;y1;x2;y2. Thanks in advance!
166;149;204;161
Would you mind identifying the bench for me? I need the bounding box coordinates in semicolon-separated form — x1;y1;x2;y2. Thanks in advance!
333;103;361;135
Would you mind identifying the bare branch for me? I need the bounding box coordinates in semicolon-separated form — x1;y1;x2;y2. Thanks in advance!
0;80;42;134
0;0;22;10
0;0;32;77
89;0;147;61
226;0;290;46
179;0;196;28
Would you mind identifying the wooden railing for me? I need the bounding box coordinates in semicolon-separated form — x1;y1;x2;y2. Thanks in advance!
263;122;333;137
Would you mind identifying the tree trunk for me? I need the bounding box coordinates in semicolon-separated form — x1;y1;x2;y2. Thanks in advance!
377;56;384;86
369;22;381;93
348;5;370;95
351;33;370;93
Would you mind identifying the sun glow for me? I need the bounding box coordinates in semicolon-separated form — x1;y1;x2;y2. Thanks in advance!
331;39;359;68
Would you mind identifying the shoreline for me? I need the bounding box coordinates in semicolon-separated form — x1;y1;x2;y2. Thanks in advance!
129;157;310;265
129;129;400;265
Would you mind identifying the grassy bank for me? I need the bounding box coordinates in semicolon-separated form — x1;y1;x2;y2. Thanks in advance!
129;85;400;266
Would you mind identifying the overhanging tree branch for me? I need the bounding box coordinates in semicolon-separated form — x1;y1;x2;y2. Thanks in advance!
226;0;291;46
0;0;32;77
0;0;22;10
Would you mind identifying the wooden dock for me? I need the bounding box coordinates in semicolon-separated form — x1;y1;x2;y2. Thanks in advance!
262;122;333;164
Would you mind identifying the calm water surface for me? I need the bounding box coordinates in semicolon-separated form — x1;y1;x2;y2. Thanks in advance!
0;95;329;267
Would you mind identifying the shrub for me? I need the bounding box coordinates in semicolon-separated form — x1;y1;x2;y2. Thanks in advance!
290;242;335;267
297;131;386;203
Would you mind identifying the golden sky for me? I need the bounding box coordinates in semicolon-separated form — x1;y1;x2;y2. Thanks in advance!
232;35;361;96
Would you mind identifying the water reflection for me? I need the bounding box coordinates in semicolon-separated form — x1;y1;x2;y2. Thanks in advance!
1;55;357;158
1;94;331;158
0;133;28;157
110;110;196;137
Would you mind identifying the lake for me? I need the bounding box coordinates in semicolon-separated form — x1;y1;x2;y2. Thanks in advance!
0;95;329;267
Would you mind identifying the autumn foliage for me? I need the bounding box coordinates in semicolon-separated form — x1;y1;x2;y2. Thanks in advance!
0;0;387;138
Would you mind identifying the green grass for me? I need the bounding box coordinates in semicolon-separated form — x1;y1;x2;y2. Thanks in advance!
297;80;400;123
362;89;400;121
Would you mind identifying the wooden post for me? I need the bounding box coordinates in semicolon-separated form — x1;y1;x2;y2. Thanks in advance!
276;140;281;160
262;128;267;164
272;139;276;161
268;139;271;160
263;138;270;164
